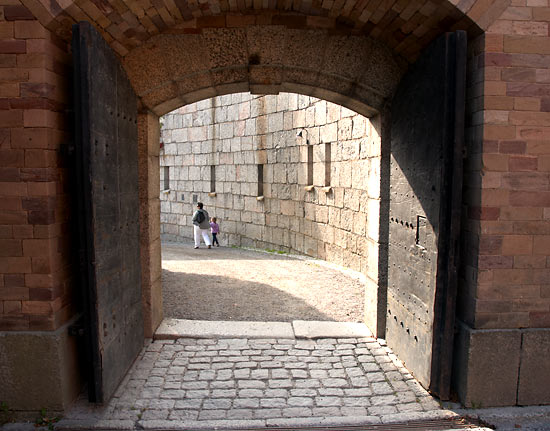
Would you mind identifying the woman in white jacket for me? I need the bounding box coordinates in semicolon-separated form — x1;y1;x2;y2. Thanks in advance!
192;202;212;249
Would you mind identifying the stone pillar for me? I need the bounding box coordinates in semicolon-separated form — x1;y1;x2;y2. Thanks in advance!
0;8;81;413
138;112;163;338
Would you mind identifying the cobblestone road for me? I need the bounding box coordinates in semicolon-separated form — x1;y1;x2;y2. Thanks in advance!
58;336;453;430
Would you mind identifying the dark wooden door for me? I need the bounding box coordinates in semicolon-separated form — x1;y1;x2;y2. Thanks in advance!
386;31;466;399
73;21;143;403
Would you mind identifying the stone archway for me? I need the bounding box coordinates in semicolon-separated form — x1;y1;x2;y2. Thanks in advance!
126;11;481;342
5;0;550;411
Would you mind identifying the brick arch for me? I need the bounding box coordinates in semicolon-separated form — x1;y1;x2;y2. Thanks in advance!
22;0;494;59
123;26;406;117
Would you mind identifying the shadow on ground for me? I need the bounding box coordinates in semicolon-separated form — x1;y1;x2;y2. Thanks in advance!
161;245;299;262
162;269;335;322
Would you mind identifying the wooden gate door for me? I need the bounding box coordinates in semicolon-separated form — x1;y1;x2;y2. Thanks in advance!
386;31;466;400
73;21;143;403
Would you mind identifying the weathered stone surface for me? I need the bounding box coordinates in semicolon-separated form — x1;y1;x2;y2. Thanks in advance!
293;320;373;339
156;319;294;339
517;329;550;405
453;324;521;407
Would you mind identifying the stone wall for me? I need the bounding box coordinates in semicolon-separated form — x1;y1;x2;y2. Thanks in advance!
159;92;381;303
0;4;81;411
0;9;74;333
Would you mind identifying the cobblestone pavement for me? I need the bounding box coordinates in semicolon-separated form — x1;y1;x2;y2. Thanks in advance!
55;336;461;430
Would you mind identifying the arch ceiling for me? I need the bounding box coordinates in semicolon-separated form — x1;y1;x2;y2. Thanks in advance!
22;0;485;115
26;0;481;61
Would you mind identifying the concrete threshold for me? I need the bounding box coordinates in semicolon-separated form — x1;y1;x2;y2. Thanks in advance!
155;319;374;340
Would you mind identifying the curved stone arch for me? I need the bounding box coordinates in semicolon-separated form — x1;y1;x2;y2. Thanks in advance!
131;9;482;338
123;26;407;118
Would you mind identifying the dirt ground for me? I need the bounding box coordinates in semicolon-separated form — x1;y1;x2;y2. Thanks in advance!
161;241;366;322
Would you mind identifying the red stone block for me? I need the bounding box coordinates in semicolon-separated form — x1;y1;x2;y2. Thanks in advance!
24;273;54;288
501;235;533;255
20;82;55;98
0;226;13;238
273;14;307;28
226;15;256;27
0;181;26;196
0;69;28;82
4;274;24;287
542;97;550;112
508;82;550;97
0;40;26;54
24;150;57;168
0;315;29;330
0;110;23;127
501;172;550;191
0;256;31;273
196;16;226;27
510;111;550;126
479;235;503;255
483;154;509;171
0;83;18;98
513;221;550;234
10;128;50;149
3;5;35;21
12;225;33;238
4;300;22;314
0;287;28;300
533;235;550;254
0;54;15;68
33;224;58;239
0;211;27;225
31;256;51;273
499;140;526;154
533;269;550;284
14;21;48;39
519;126;550;140
27;210;55;225
20;167;58;182
529;311;550;327
514;255;547;269
509;156;538;171
22;238;51;257
514;97;540;112
21;300;52;315
500;207;543;220
27;182;56;196
501;68;536;82
29;287;53;301
468;206;500;220
29;314;55;331
11;98;60;111
0;149;24;167
478;255;514;269
483;140;499;153
0;239;22;256
0;167;20;181
493;268;535;285
475;298;514;313
21;196;55;211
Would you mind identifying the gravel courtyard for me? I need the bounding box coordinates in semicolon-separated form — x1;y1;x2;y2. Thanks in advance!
161;241;366;322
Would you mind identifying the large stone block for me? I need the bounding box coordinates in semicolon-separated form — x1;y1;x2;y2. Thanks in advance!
0;319;81;412
453;323;521;407
517;329;550;405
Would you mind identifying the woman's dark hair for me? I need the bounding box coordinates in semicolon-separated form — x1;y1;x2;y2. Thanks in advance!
197;202;203;209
